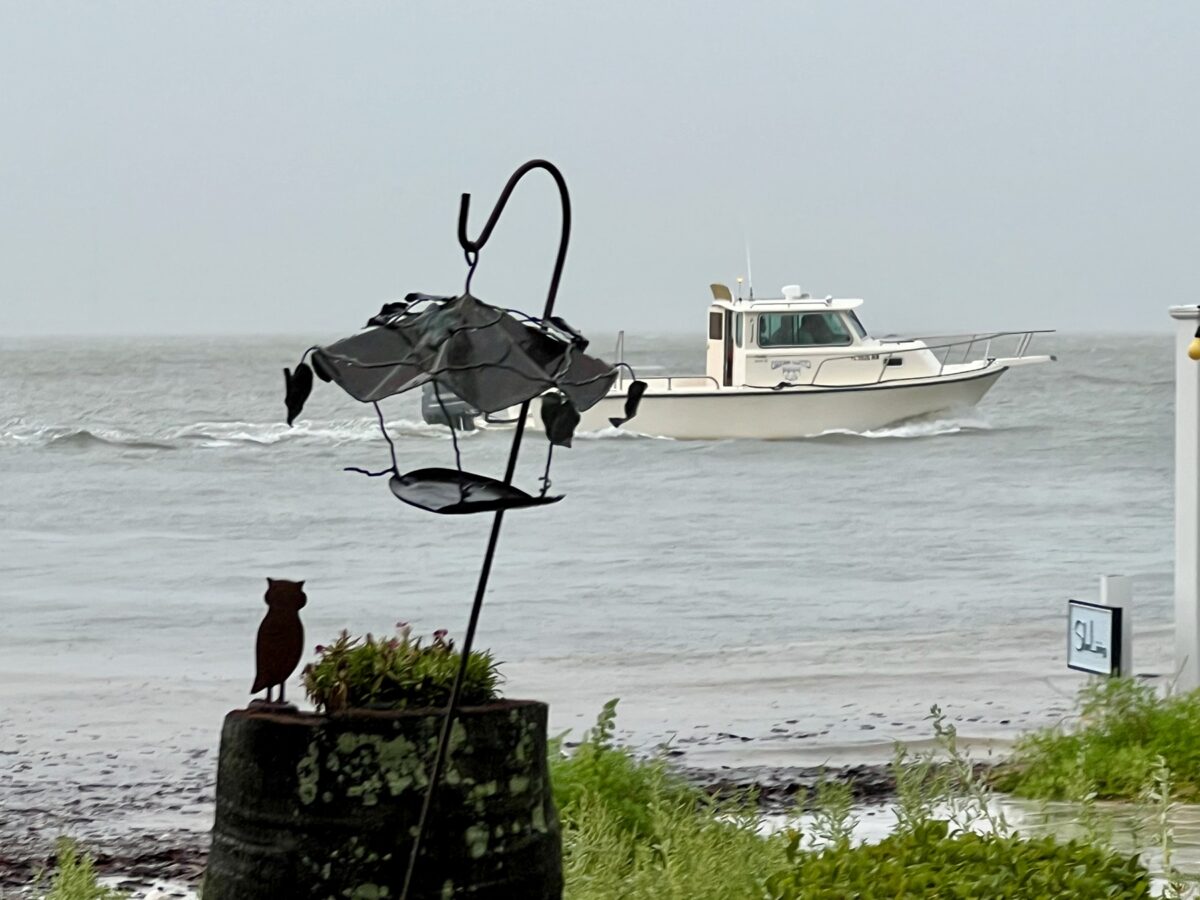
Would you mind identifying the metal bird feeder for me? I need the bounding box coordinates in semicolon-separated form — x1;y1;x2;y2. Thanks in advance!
280;159;644;898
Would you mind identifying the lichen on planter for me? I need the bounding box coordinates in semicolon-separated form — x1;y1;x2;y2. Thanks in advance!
205;700;561;899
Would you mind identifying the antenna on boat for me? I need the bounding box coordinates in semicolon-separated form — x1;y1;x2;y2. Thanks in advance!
744;239;754;300
736;277;744;301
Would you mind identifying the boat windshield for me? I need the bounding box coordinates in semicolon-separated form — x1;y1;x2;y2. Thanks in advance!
848;310;868;339
757;312;853;348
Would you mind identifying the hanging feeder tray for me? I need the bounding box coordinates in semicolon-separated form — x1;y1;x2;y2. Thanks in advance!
283;291;644;515
388;468;563;515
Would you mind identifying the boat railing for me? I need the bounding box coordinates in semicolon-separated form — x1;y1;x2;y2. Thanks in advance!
608;328;1052;394
631;374;723;391
809;329;1054;387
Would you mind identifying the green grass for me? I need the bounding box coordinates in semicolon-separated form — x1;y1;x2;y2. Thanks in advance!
551;700;1156;899
34;839;127;900
766;821;1150;899
551;699;787;899
995;677;1200;801
549;698;706;842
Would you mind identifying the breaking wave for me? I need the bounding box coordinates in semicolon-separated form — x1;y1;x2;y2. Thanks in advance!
570;416;993;442
24;427;176;451
0;417;469;451
817;416;994;441
1;412;992;450
572;426;675;441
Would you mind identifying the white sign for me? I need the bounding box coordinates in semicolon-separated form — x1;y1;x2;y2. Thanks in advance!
1067;599;1123;675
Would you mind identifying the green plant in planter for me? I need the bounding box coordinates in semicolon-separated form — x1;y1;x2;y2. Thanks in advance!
301;623;501;712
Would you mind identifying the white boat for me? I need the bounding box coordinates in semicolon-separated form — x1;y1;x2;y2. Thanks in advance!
567;283;1053;440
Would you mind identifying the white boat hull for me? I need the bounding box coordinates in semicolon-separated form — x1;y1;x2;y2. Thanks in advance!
575;367;1008;440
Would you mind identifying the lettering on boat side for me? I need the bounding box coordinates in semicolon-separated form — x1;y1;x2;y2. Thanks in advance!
1066;599;1121;676
766;358;812;381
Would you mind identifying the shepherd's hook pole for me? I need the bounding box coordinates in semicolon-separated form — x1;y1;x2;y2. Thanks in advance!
401;160;570;899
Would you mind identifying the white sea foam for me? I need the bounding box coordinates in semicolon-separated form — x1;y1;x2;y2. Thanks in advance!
572;425;676;441
818;415;993;440
0;417;469;450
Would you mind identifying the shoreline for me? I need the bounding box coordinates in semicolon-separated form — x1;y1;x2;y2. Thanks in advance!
0;627;1174;894
0;758;923;896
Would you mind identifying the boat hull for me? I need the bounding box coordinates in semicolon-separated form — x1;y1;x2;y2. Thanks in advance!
576;368;1007;440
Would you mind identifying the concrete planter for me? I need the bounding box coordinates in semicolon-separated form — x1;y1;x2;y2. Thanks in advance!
204;699;561;899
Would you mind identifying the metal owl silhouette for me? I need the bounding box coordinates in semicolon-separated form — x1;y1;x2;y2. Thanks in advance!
251;578;307;705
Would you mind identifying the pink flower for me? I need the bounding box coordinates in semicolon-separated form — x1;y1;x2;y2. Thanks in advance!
315;645;326;653
433;629;449;642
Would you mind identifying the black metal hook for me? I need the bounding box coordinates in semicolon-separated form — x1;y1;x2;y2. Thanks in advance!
457;159;571;320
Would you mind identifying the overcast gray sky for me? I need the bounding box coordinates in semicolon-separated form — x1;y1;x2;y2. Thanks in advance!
1;2;1196;337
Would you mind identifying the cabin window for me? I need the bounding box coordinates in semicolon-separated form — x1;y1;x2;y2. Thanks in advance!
848;311;868;339
708;311;723;340
757;312;853;348
735;313;743;347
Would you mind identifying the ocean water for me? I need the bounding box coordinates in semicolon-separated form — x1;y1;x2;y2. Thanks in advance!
0;332;1177;769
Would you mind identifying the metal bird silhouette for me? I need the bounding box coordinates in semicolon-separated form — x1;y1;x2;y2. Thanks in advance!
251;578;307;705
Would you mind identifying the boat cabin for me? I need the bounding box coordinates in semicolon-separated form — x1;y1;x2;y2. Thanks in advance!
704;283;921;388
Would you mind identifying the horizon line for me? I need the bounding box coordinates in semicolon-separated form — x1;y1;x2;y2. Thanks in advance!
0;326;1177;340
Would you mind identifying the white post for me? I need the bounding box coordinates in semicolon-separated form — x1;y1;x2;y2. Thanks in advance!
1100;574;1133;676
1172;305;1200;690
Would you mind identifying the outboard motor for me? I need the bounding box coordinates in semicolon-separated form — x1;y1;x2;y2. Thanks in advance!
421;381;480;431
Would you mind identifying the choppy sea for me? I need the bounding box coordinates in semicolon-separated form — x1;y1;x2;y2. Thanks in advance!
0;331;1177;783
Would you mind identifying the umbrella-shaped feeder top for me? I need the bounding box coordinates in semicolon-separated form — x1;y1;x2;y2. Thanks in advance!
283;291;644;514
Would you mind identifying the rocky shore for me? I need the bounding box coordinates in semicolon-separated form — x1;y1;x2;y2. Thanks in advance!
686;762;912;810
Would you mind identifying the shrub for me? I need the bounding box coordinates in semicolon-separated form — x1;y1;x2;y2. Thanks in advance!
552;701;1156;900
550;698;703;842
765;821;1151;899
36;839;127;900
562;790;783;900
995;677;1200;800
766;705;1154;899
553;699;785;899
301;623;500;712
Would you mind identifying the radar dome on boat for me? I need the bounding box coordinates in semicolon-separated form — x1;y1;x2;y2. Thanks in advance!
780;285;812;300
